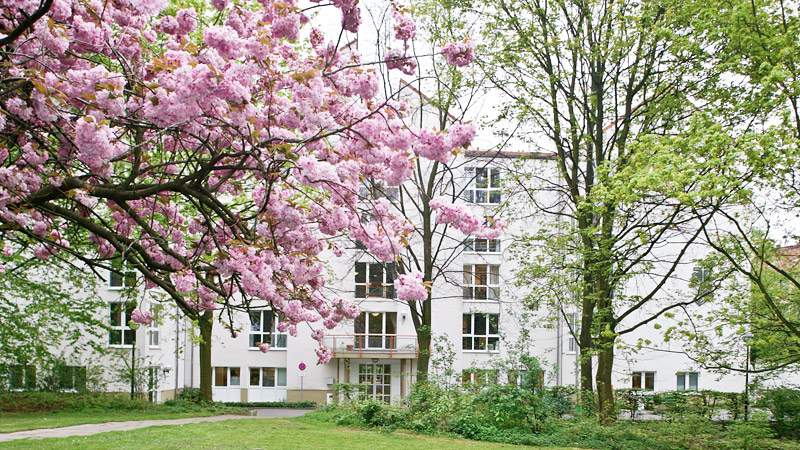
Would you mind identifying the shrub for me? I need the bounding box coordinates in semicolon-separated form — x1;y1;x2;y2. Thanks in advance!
0;392;151;412
176;388;204;404
759;388;800;438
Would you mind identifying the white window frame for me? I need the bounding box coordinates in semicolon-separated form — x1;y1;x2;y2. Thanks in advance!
248;367;287;388
676;371;699;391
248;310;287;350
6;365;36;390
108;302;135;347
358;363;392;403
464;238;501;254
213;367;241;387
147;305;162;348
462;264;500;301
108;260;136;290
462;313;500;352
354;311;398;350
631;371;655;391
464;167;502;204
565;312;579;354
461;368;499;386
354;262;396;299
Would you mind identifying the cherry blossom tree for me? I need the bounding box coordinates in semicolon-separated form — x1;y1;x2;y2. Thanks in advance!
0;0;484;399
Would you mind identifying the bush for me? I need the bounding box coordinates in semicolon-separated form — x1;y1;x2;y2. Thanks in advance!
0;392;151;412
176;388;205;404
759;388;800;438
219;401;316;409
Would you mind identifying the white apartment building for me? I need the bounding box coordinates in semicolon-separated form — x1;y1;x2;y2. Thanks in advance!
7;149;797;405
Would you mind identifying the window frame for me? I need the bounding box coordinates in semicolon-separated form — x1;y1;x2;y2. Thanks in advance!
249;310;288;350
108;301;136;348
354;311;398;350
108;259;136;290
463;237;501;254
213;367;241;387
248;367;288;388
462;313;500;352
462;264;500;301
463;167;502;204
631;371;656;391
676;371;699;391
147;305;162;348
565;312;579;354
6;365;37;390
354;262;396;299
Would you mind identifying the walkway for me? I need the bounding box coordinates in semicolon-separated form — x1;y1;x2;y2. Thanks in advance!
0;408;311;443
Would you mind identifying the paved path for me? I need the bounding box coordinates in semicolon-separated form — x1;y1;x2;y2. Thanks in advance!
0;409;311;442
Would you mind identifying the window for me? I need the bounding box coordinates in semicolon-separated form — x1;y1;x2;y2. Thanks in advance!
462;313;500;351
354;262;395;299
462;264;500;300
56;365;86;391
358;363;391;403
249;310;288;349
691;266;713;303
358;183;399;202
148;305;162;348
6;365;36;390
108;259;136;289
631;371;655;391
109;302;136;346
565;312;579;353
354;312;397;349
249;367;287;387
461;368;499;386
464;238;501;253
677;372;699;391
464;167;501;204
147;366;160;402
213;367;241;387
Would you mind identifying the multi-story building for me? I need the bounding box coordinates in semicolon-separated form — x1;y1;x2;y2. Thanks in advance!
6;149;797;404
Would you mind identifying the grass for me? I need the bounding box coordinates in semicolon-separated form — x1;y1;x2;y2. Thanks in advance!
0;417;580;449
0;407;247;433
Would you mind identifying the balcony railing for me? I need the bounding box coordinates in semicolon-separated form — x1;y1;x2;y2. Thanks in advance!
324;334;419;358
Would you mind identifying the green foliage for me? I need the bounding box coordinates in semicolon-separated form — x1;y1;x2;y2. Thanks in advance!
0;392;152;413
759;388;800;438
217;401;316;409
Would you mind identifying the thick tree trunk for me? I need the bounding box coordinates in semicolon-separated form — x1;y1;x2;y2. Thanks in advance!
414;298;432;383
596;338;615;424
198;310;213;402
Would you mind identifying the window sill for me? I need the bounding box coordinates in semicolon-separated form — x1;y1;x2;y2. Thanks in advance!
462;251;502;255
149;346;161;349
212;385;242;388
462;350;500;354
248;347;287;352
108;344;134;349
248;386;288;389
462;299;500;303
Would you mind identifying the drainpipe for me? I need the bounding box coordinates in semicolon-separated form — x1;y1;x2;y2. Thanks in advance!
174;306;180;396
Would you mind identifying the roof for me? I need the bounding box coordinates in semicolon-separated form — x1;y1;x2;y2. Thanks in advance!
463;149;558;160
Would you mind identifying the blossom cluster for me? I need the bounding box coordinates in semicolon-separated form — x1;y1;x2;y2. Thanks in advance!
429;198;506;239
0;0;483;365
394;272;428;301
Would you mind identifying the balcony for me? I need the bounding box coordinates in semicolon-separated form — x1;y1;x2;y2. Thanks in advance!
324;334;418;359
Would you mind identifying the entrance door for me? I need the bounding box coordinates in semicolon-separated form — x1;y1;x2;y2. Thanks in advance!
358;363;392;403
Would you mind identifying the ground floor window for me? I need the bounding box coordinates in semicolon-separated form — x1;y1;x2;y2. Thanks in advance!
56;365;86;391
461;368;499;387
249;367;287;387
631;371;655;391
676;372;699;391
358;363;391;403
147;367;160;402
213;367;241;387
5;365;36;390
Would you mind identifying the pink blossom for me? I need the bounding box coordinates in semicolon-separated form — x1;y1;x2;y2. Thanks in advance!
211;0;228;11
446;123;476;149
442;41;475;67
395;272;428;301
273;14;300;41
131;309;154;325
385;49;417;76
315;345;332;364
258;343;270;353
393;11;416;41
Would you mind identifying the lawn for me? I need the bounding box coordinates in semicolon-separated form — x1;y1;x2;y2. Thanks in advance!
0;417;580;450
0;407;246;433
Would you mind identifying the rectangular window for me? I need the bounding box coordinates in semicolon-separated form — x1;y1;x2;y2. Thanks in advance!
566;312;579;353
464;167;502;204
464;238;501;254
462;313;500;351
461;368;499;386
358;363;392;403
148;305;162;348
462;264;500;301
213;367;241;387
354;262;396;299
677;372;699;391
354;312;397;349
691;266;713;303
249;310;287;349
358;183;399;202
631;371;655;391
108;259;136;289
57;365;87;391
108;302;136;346
249;367;287;387
7;365;36;390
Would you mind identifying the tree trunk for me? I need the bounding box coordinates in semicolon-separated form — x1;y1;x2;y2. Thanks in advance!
198;310;213;402
596;338;615;424
414;298;432;383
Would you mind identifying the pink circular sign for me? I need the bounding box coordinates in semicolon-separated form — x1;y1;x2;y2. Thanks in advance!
298;362;307;371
